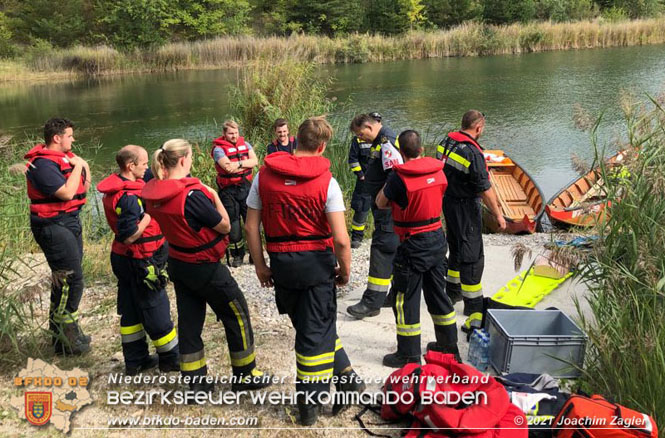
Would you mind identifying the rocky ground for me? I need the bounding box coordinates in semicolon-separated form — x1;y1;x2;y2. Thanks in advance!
0;232;588;437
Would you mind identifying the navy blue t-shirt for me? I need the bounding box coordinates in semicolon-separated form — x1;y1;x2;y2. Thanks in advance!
26;158;66;196
383;172;408;210
184;190;222;231
266;138;297;155
143;168;154;183
114;176;144;242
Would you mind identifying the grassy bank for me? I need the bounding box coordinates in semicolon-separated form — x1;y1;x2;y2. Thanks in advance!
2;18;665;82
574;98;665;425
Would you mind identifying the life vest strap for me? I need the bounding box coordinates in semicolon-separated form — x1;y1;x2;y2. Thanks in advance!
30;192;87;204
114;234;164;244
265;233;332;243
169;233;225;254
393;217;440;228
218;170;252;178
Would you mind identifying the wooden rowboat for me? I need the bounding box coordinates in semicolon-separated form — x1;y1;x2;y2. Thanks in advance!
545;150;627;228
482;150;545;234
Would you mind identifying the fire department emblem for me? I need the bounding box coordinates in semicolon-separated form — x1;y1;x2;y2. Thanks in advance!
25;392;52;426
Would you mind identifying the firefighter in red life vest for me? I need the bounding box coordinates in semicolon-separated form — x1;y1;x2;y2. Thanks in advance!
376;130;460;367
25;118;91;355
266;118;297;155
245;117;365;425
435;111;506;333
142;139;271;394
211;120;259;267
97;145;180;376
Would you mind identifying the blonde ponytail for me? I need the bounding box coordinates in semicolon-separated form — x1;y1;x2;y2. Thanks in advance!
151;139;192;180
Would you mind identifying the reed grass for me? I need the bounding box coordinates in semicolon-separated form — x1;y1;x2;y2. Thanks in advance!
575;96;665;425
3;18;665;82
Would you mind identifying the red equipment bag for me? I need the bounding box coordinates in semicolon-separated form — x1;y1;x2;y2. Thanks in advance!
552;394;657;438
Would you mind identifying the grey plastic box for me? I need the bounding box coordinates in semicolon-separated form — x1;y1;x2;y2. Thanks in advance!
487;309;587;378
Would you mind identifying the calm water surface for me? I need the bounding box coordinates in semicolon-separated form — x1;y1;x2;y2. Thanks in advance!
2;44;664;197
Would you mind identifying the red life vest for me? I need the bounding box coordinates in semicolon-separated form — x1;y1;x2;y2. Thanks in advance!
381;351;527;438
258;152;333;253
211;136;253;189
97;173;165;259
142;177;228;263
391;158;446;242
24;144;87;218
447;131;489;174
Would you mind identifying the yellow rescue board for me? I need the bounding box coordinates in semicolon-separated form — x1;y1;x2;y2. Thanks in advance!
491;268;572;308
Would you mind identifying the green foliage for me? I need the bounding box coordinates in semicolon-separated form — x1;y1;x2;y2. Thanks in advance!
274;0;366;36
536;0;598;21
597;0;664;18
229;60;334;151
170;0;252;39
400;0;427;30
0;0;662;50
4;0;93;47
424;0;482;28
602;6;629;21
0;12;16;57
574;97;665;425
482;0;537;24
94;0;180;49
366;0;407;35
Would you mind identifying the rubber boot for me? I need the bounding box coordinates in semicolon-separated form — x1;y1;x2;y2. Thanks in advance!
54;322;91;356
297;392;319;426
333;369;366;415
382;351;420;368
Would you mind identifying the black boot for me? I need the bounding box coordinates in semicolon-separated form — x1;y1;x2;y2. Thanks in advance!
297;393;320;426
158;358;180;373
333;369;366;415
347;301;380;319
382;351;420;368
126;354;159;376
54;322;91;356
187;381;215;404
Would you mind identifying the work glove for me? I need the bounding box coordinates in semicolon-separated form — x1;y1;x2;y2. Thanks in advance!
142;264;169;291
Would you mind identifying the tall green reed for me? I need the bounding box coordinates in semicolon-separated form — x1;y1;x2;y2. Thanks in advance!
575;96;665;425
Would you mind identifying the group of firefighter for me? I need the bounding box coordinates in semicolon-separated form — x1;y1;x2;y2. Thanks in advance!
24;110;505;425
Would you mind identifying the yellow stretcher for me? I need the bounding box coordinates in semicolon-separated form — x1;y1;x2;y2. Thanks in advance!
491;268;572;308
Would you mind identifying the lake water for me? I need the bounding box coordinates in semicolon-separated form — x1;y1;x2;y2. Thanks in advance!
2;44;664;197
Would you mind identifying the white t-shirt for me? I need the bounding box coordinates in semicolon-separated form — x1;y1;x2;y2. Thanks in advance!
246;173;345;213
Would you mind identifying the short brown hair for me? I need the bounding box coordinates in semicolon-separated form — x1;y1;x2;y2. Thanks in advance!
272;118;288;131
297;117;333;152
397;130;422;159
223;120;239;132
44;118;74;145
350;113;379;131
116;145;143;171
461;110;485;131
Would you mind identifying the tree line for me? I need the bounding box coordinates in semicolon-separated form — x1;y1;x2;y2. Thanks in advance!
0;0;663;55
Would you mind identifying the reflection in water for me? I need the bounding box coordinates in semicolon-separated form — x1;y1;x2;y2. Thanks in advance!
1;45;664;197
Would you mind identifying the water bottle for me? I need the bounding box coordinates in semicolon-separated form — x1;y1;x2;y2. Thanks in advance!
467;329;481;368
477;330;490;372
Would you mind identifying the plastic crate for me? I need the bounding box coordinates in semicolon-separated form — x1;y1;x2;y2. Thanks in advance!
487;309;587;378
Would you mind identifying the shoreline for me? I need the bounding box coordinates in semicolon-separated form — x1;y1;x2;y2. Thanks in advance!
2;18;665;85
